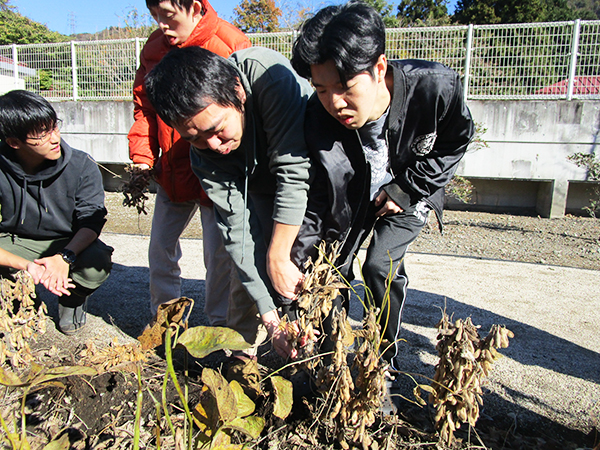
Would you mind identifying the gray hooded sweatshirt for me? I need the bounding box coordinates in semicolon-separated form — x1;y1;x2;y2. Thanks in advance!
0;139;107;240
190;47;313;316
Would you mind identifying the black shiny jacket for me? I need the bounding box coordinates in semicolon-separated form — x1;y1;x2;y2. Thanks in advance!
292;59;475;267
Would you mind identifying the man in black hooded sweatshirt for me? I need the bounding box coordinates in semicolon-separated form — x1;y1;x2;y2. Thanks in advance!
0;90;113;334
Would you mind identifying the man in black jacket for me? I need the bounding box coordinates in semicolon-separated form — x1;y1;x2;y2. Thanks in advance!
0;90;113;334
291;1;474;370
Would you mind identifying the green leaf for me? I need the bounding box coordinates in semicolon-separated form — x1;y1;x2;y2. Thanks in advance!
42;433;70;450
271;376;293;420
222;416;265;439
229;380;255;418
202;368;237;423
0;366;24;387
177;326;250;359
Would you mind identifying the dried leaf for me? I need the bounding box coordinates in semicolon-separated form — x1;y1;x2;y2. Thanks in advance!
229;380;255;417
42;433;70;450
0;366;23;387
31;365;97;386
202;368;237;423
271;376;293;420
138;297;192;350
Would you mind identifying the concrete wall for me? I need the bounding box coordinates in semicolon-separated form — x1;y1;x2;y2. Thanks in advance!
53;99;600;218
459;100;600;217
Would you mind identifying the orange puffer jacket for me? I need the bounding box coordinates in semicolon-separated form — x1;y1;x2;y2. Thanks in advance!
127;0;250;204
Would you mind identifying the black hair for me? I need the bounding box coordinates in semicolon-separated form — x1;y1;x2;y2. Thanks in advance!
0;90;58;143
146;0;195;12
145;46;243;127
291;0;386;86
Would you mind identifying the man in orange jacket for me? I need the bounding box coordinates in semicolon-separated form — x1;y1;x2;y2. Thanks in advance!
127;0;250;322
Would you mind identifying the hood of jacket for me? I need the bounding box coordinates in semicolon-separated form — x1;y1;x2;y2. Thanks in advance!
0;139;78;238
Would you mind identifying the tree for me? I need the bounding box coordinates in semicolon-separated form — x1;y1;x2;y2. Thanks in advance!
362;0;401;27
453;0;576;23
233;0;282;32
0;1;67;44
277;0;312;31
570;0;600;18
1;0;14;12
397;0;451;26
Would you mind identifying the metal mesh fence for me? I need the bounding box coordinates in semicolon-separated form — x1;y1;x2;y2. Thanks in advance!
468;22;574;99
385;25;468;75
75;39;140;100
248;31;296;59
0;20;598;101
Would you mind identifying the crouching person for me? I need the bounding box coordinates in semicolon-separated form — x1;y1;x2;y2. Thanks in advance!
0;90;113;335
144;46;313;390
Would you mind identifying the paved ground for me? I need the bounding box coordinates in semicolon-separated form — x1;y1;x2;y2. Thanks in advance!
38;232;600;438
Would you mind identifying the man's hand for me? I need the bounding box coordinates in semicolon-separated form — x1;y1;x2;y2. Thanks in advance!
131;163;151;170
262;309;298;359
34;254;75;296
25;261;46;284
267;222;303;299
267;257;303;300
375;190;403;217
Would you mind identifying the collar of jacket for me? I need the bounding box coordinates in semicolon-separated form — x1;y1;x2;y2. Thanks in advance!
386;63;407;137
178;0;220;49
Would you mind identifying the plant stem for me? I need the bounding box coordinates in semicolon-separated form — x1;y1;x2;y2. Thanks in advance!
165;327;194;449
161;363;176;439
133;364;143;450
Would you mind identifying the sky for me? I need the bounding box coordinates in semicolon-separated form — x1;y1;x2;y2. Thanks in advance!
10;0;457;36
10;0;244;35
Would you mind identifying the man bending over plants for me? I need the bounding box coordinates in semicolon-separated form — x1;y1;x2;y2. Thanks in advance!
290;1;474;382
144;46;313;394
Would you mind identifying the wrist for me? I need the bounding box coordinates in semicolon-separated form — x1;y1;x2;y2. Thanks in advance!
56;249;76;266
261;310;280;334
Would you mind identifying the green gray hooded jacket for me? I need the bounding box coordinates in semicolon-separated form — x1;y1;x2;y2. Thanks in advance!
190;47;313;315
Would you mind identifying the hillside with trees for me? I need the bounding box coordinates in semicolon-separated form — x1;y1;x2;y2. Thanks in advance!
0;0;67;45
232;0;598;32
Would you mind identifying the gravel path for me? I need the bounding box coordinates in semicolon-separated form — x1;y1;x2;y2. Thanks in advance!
105;192;600;270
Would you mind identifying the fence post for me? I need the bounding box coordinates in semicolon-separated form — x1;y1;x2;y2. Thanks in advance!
71;41;78;101
566;19;581;101
135;37;141;69
11;43;18;83
463;24;474;103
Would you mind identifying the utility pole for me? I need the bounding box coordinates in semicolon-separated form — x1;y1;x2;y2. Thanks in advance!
68;11;76;36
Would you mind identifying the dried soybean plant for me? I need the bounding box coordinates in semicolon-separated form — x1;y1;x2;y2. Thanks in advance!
287;241;346;367
290;241;388;449
122;164;152;215
321;308;387;450
0;271;48;367
430;312;514;445
79;338;152;373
